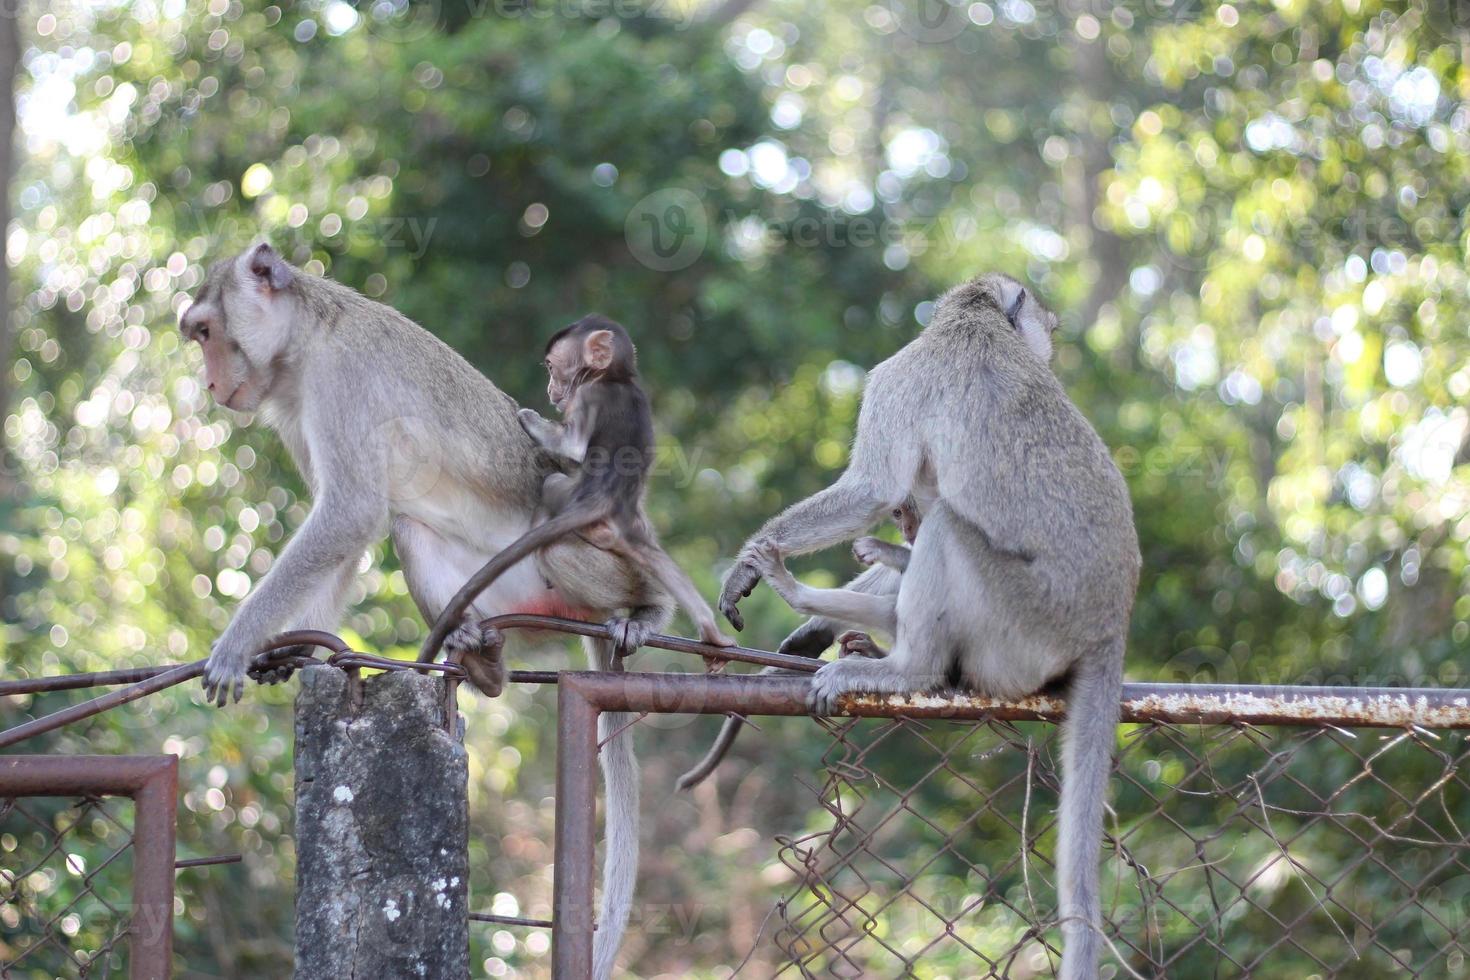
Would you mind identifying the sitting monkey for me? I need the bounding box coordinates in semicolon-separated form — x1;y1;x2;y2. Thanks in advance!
421;315;734;679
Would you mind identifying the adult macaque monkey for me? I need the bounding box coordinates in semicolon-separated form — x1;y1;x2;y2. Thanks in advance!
718;273;1140;980
179;242;667;980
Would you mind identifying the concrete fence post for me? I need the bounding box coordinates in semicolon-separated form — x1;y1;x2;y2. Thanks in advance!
293;666;469;979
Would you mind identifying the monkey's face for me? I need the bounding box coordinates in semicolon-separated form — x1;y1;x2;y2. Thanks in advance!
543;336;581;414
180;244;296;412
894;502;921;544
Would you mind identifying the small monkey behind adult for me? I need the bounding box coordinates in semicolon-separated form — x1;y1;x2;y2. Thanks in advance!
676;500;919;792
422;315;734;669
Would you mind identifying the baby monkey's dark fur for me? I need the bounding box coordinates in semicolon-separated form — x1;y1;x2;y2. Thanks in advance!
421;316;733;673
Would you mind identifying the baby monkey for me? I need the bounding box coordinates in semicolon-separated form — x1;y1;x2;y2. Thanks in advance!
421;315;734;681
676;500;920;791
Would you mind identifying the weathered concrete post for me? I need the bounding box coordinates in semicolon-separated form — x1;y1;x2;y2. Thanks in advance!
293;666;469;979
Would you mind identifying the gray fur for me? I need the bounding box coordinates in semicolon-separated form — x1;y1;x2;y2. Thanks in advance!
184;243;670;980
720;272;1139;980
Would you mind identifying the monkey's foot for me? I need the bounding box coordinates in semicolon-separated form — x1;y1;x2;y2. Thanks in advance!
807;656;910;715
699;621;738;648
836;631;887;659
449;625;506;698
746;539;802;604
248;646;307;685
606;616;655;658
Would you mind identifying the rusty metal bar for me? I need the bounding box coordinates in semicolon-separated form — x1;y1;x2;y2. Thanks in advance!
0;755;179;980
0;665;187;696
468;912;554;928
0;630;355;699
421;613;822;673
0;631;355;749
545;671;1470;729
0;661;204;750
129;756;178;980
174;854;242;869
551;675;600;978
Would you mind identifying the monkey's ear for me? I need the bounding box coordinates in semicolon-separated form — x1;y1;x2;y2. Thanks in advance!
247;242;294;292
584;330;615;371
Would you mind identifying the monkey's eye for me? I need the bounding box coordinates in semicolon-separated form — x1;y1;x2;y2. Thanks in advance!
197;326;210;341
892;509;902;519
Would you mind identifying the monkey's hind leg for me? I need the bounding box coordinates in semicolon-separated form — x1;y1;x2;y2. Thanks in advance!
750;541;899;637
807;513;959;715
393;516;506;696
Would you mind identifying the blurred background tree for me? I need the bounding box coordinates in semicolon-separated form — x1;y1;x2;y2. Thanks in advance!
1;0;1467;976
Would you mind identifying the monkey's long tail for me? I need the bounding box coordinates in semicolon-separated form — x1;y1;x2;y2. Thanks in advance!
419;502;610;664
676;711;747;791
1056;638;1124;980
590;635;639;980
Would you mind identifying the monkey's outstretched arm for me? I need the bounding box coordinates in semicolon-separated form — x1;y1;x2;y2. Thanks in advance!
419;499;612;662
720;382;918;630
204;480;387;705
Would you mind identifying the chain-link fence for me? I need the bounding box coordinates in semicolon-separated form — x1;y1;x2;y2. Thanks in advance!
551;671;1470;978
767;715;1470;978
0;756;177;980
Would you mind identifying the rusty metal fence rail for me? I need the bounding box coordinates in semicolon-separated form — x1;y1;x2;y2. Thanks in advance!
7;619;1470;977
550;672;1470;978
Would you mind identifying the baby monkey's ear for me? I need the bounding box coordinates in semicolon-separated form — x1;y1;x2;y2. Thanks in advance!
583;329;615;371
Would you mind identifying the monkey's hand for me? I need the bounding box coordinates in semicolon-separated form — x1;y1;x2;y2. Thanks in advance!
719;541;770;632
518;408;560;449
853;537;892;566
778;619;836;659
202;629;253;707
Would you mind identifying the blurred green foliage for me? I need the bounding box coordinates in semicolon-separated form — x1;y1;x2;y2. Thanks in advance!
2;0;1468;976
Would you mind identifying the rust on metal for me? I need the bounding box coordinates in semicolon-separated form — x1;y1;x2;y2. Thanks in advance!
551;672;1470;730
